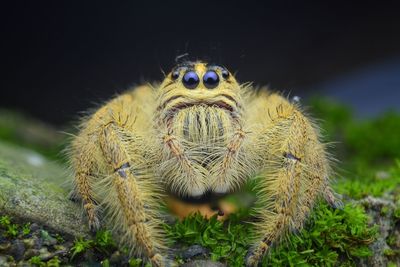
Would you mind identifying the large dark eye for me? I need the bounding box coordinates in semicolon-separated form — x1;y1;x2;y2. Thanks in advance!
182;71;199;89
203;71;219;89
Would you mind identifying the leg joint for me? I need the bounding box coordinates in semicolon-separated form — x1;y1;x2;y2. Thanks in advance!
284;152;301;161
114;162;131;178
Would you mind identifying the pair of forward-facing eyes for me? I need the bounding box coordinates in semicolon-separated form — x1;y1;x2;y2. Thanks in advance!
171;68;230;89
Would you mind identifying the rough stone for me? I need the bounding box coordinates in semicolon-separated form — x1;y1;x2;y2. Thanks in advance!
0;256;9;267
357;196;399;267
9;239;25;261
29;223;40;232
109;251;123;264
0;242;11;253
40;230;57;246
23;248;40;260
22;238;35;249
181;244;209;260
0;141;89;238
32;236;43;250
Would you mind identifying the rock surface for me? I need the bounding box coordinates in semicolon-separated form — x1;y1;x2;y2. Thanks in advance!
357;196;400;267
0;141;89;238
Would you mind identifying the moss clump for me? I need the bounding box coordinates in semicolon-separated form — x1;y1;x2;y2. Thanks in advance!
0;215;144;266
164;203;376;266
29;256;61;267
335;159;400;200
128;258;152;267
165;211;252;266
266;203;377;266
70;237;94;259
29;256;44;266
70;229;118;260
0;215;32;239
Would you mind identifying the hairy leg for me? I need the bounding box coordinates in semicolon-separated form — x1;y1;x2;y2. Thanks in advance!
71;88;167;266
212;129;247;193
71;134;102;230
162;133;208;197
99;122;166;266
244;92;337;266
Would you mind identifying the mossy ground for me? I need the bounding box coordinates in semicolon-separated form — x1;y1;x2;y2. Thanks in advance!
1;99;399;266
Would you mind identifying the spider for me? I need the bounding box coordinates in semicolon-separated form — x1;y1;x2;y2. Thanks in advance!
69;61;340;266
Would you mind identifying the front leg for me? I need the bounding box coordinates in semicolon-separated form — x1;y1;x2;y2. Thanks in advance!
99;123;167;266
246;95;337;266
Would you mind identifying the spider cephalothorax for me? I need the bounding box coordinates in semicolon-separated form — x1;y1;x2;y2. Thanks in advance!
156;62;252;198
69;61;340;266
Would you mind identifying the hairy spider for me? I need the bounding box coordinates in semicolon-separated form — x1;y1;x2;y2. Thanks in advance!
69;61;340;266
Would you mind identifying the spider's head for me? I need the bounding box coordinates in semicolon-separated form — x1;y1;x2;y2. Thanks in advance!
156;62;244;198
157;61;242;125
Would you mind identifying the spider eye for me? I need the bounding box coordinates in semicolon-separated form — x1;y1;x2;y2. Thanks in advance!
221;69;229;79
203;71;219;89
182;71;199;89
171;70;180;80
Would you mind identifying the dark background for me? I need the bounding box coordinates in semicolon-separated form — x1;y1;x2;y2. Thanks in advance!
1;1;400;125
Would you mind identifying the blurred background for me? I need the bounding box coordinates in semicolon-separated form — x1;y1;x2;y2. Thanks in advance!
1;1;400;125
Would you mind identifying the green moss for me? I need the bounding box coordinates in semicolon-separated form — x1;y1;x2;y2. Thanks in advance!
267;203;377;266
0;215;11;227
46;257;61;267
67;230;147;265
4;224;19;238
394;207;400;221
101;259;110;267
29;256;45;266
128;258;143;267
70;237;93;259
21;222;31;236
95;229;117;254
165;211;252;266
384;249;396;256
0;215;30;238
29;256;61;267
335;159;400;199
344;112;400;165
164;203;376;266
54;233;64;243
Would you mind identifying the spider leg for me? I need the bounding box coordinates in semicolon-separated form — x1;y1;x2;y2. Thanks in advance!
212;129;247;193
244;93;336;266
162;133;208;196
71;89;168;266
99;122;167;267
71;135;102;231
